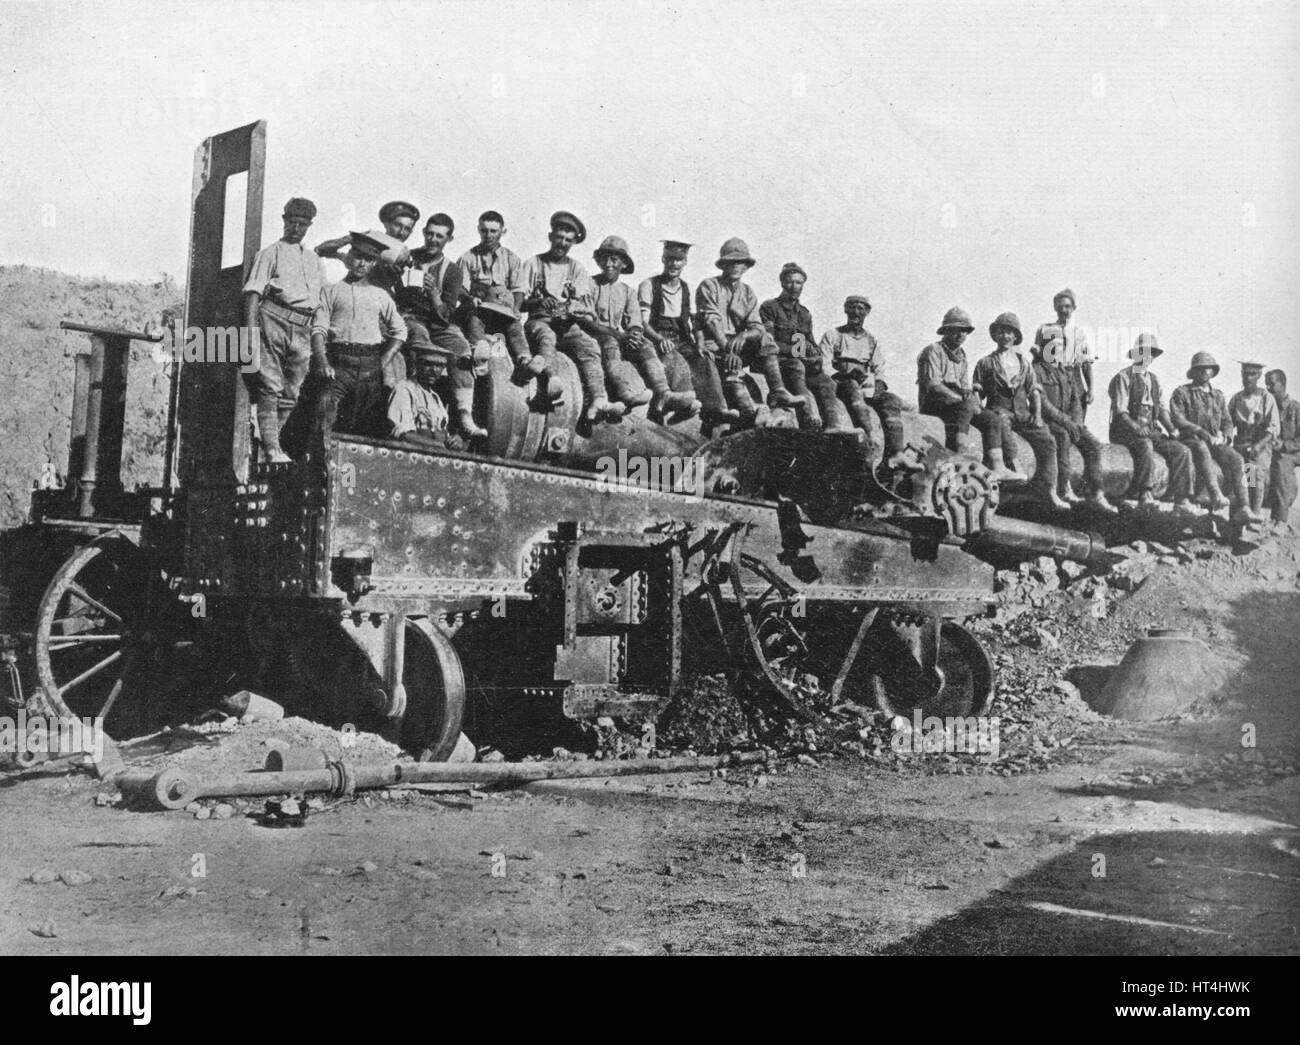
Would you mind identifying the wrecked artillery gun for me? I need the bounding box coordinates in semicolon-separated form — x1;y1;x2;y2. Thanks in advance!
0;121;1121;763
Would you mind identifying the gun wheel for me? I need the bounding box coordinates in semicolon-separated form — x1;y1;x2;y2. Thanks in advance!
867;617;994;720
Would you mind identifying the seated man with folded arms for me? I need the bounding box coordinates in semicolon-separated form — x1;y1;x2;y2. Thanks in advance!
1031;334;1116;511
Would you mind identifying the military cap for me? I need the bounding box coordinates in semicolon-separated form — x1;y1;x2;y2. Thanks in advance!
549;211;587;243
1053;287;1076;307
937;306;974;333
780;262;807;281
283;197;317;220
593;234;635;274
661;239;693;256
989;311;1023;345
379;200;420;225
409;340;454;360
1238;359;1266;372
1187;351;1220;379
843;294;871;311
347;231;389;258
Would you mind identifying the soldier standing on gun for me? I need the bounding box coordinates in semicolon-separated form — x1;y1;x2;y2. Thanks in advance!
759;262;830;430
1228;360;1279;522
398;212;487;440
917;307;1023;479
242;197;324;463
1033;289;1093;421
1265;369;1299;527
694;238;800;428
636;240;706;422
1106;333;1193;507
972;312;1070;508
310;232;407;439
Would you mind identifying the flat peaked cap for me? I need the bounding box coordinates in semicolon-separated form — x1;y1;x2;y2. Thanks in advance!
379;201;420;224
549;211;587;243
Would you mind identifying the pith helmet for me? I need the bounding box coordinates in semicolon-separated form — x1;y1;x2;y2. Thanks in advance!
716;237;756;268
593;234;635;274
937;306;974;333
989;311;1023;345
1129;332;1163;362
1187;351;1220;379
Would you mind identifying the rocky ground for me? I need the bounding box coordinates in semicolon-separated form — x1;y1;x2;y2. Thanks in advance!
0;513;1296;955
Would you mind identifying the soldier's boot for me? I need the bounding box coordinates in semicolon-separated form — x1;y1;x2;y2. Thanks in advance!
723;374;761;427
606;357;653;409
1207;480;1231;511
452;387;488;440
812;378;851;432
1246;480;1267;522
985;447;1027;482
689;345;737;426
257;400;291;464
796;387;823;431
761;355;799;409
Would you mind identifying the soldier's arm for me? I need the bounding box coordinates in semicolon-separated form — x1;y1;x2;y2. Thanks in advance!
314;236;350;260
378;301;408;371
919;349;962;405
695;282;728;350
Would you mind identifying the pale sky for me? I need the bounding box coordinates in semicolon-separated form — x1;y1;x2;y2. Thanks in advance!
2;0;1299;395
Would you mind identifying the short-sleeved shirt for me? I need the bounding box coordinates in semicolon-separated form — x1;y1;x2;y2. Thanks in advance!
917;340;971;399
638;277;687;324
820;325;882;395
1169;383;1230;438
457;245;523;296
1227;388;1280;445
311;279;407;345
591;279;641;332
519;254;594;312
388;379;449;438
1034;322;1092;367
759;296;816;354
243;240;325;310
696;277;762;341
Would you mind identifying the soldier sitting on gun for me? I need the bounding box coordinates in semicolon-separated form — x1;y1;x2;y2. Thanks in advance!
759;262;830;430
520;211;623;422
1107;333;1193;507
694;238;800;428
397;212;487;440
1031;335;1117;512
387;341;465;451
242;196;324;463
917;307;1023;479
636;240;706;422
819;294;911;468
456;210;531;376
578;235;654;412
972;312;1071;508
1228;360;1279;523
309;232;407;439
1169;352;1243;516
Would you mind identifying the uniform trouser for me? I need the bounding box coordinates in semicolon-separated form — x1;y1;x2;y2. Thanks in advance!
594;333;649;401
920;393;1001;452
1269;451;1299;522
678;338;729;417
778;354;825;425
403;315;474;390
638;328;696;398
837;380;905;458
525;318;607;403
1234;442;1273;509
1048;422;1105;495
1110;425;1193;500
1181;439;1245;501
245;303;313;452
998;411;1059;496
315;347;388;439
465;309;529;362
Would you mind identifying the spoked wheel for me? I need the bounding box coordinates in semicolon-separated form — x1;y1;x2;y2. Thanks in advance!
400;620;467;761
865;616;994;720
33;541;187;732
727;550;821;721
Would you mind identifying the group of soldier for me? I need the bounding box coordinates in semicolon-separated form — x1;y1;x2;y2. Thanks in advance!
240;197;1298;525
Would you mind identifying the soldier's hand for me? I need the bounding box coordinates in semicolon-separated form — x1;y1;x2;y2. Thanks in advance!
317;361;335;381
724;350;743;375
725;333;748;356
